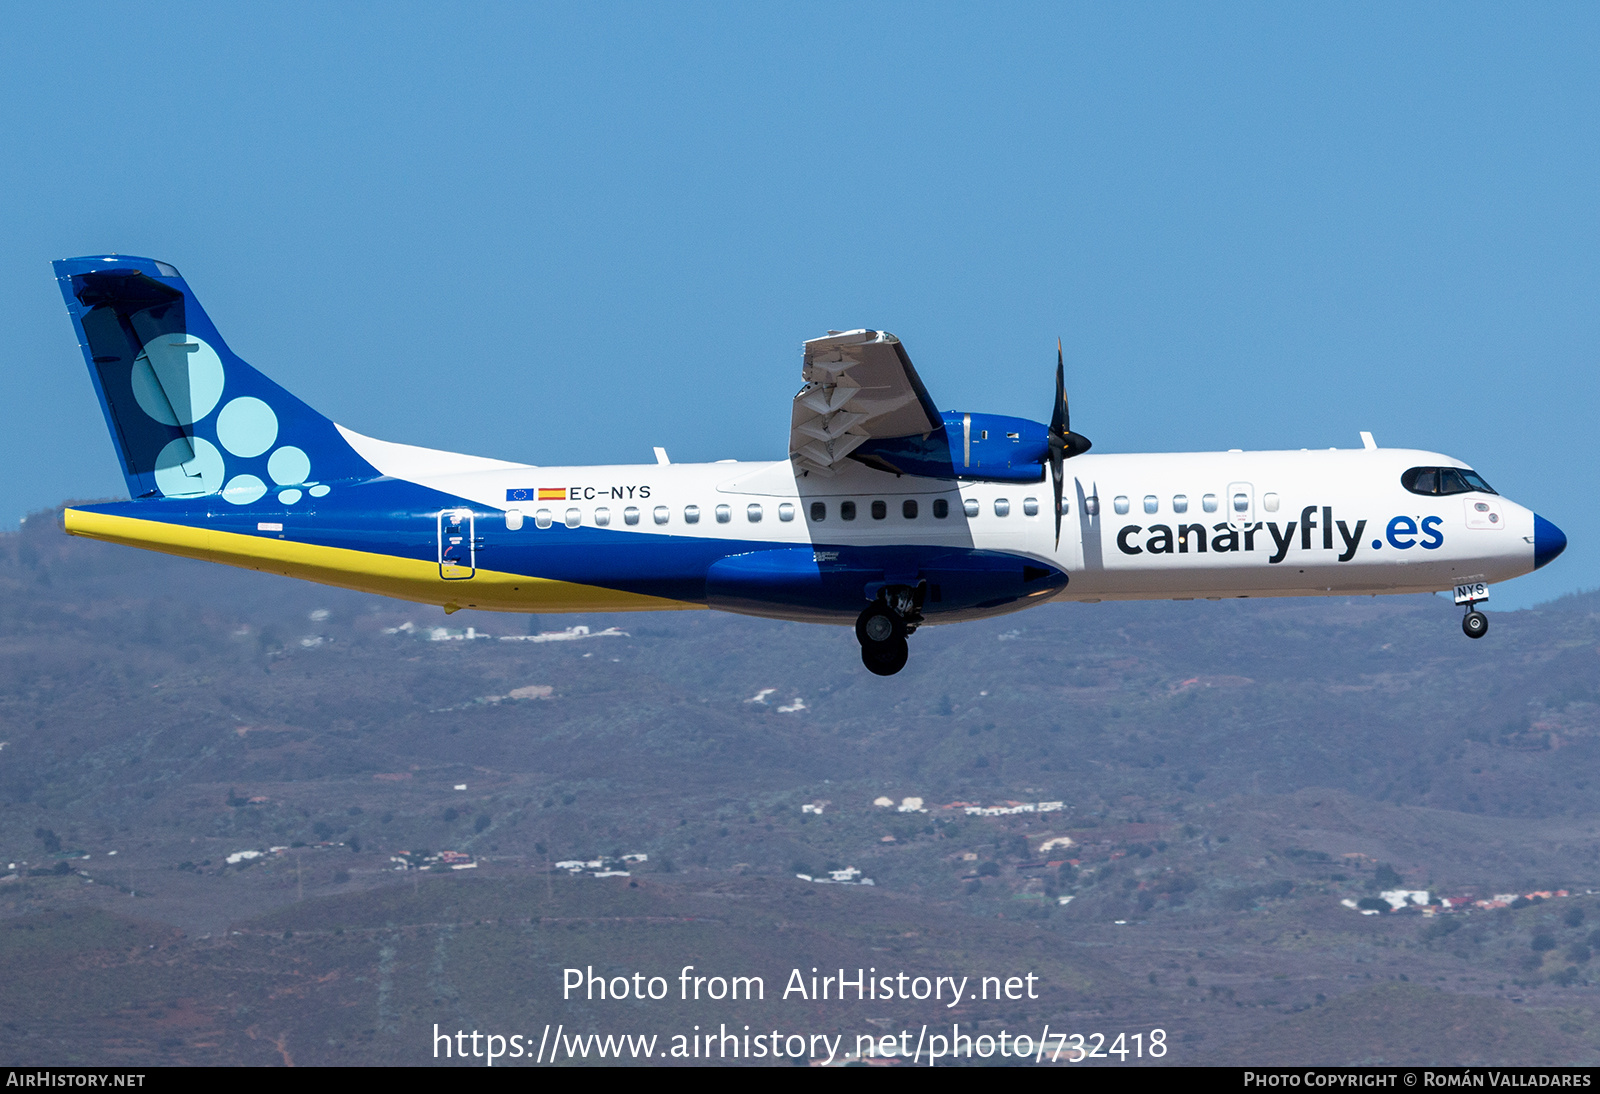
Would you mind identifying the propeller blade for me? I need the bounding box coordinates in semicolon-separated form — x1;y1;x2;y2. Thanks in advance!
1051;341;1066;547
1048;339;1090;548
1052;340;1068;437
1052;445;1064;549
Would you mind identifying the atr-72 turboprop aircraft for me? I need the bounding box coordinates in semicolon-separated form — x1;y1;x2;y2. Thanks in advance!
53;255;1567;675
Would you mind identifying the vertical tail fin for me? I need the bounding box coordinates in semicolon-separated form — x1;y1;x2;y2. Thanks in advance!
54;255;375;504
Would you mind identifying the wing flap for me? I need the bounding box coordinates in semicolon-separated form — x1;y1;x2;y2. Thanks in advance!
789;329;941;475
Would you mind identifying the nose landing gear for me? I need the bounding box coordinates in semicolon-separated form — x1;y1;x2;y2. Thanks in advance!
857;585;922;676
1454;581;1489;639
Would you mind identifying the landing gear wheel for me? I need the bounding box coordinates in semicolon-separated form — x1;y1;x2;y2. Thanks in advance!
856;596;917;675
856;604;907;645
1462;610;1488;639
861;636;909;676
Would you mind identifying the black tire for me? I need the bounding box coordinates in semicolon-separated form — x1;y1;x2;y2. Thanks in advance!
855;604;906;646
861;636;909;676
1463;611;1488;639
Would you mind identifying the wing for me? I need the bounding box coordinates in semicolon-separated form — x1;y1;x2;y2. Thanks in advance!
788;329;943;476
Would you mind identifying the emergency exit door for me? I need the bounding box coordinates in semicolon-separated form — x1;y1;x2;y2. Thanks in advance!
1225;481;1256;531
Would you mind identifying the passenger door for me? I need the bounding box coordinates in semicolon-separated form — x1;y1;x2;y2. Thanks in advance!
437;508;476;580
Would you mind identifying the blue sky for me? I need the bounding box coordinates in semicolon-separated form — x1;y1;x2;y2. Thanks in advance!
3;4;1596;607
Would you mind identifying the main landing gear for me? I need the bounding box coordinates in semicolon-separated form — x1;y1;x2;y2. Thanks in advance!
857;585;923;676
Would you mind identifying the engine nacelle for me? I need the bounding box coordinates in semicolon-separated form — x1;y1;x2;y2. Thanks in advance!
850;412;1049;483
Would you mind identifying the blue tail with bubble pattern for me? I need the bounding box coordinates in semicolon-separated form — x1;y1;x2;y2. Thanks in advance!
54;255;375;504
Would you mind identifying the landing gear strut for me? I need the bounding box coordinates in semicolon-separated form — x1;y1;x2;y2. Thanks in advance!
857;585;923;676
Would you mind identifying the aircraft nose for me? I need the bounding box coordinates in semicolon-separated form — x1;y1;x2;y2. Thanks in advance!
1534;514;1568;570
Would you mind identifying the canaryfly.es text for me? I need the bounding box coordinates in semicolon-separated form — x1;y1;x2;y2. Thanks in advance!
1116;505;1391;564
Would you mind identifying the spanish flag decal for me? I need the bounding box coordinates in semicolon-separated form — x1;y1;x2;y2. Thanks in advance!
537;487;566;501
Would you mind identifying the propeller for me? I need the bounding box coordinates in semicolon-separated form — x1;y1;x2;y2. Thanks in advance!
1048;340;1092;548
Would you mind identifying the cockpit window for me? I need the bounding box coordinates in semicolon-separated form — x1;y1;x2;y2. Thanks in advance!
1402;466;1497;497
1452;469;1491;494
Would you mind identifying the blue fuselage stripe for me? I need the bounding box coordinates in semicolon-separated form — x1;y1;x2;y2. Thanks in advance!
75;477;1066;618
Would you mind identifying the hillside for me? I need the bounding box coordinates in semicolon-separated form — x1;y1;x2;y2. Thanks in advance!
2;506;1599;1065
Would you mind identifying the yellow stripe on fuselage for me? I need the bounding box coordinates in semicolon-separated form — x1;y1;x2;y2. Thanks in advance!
62;508;702;614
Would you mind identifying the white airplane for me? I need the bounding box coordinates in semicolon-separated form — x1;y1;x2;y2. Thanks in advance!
54;256;1566;675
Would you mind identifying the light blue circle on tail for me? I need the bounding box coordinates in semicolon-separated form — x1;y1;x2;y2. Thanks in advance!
268;446;311;485
222;474;268;505
132;335;225;426
153;437;225;497
216;397;278;457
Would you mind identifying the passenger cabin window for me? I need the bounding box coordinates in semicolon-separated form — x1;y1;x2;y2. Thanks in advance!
715;504;731;523
1201;494;1217;513
933;498;949;519
747;503;763;522
902;499;918;519
505;508;524;530
1084;496;1098;516
1231;493;1249;514
653;506;669;525
778;503;795;522
594;507;611;526
565;508;582;528
534;509;553;529
1113;496;1130;515
871;500;887;520
994;498;1010;517
1022;497;1039;516
1262;493;1280;513
1172;495;1188;514
841;501;857;521
1143;495;1158;514
624;507;640;526
684;505;700;524
1401;466;1497;496
963;497;980;518
810;501;826;522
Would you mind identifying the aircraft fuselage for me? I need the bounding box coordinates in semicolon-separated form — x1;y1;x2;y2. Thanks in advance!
50;254;1566;674
65;440;1552;624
